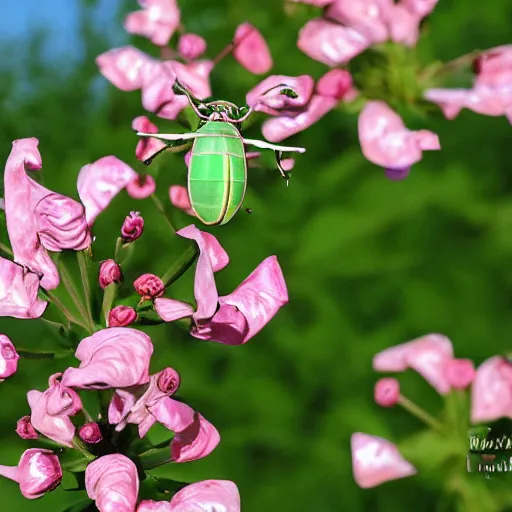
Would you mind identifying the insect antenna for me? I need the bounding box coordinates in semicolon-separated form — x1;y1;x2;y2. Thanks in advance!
172;79;211;120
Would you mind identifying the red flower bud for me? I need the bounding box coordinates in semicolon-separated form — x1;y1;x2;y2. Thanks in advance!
16;416;39;440
121;211;144;243
78;422;103;444
157;367;181;394
133;274;165;300
374;378;400;407
108;306;137;327
98;259;123;289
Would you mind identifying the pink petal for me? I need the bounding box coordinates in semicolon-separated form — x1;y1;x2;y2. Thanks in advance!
154;298;195;322
149;397;196;433
298;18;371;66
351;433;416;488
62;328;153;389
169;185;195;217
108;389;138;427
401;0;439;18
96;46;154;91
316;69;354;100
233;23;273;75
126;175;156;199
388;4;421;47
0;335;19;381
133;116;167;163
423;88;469;119
85;454;139;512
138;500;172;511
170;480;240;512
178;33;207;60
77;156;137;226
373;333;454;394
471;356;512;423
0;259;47;319
262;95;337;142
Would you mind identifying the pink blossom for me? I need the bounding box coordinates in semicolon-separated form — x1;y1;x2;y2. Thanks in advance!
138;501;173;512
99;259;123;289
401;0;439;18
445;358;476;390
178;33;207;60
108;306;138;327
134;273;165;300
298;18;371;66
61;328;153;390
16;416;39;440
124;0;180;46
77;156;137;226
4;138;90;290
233;23;272;75
373;333;454;394
169;480;240;512
86;454;139;512
169;185;195;217
374;378;400;407
471;356;512;423
351;433;416;488
0;334;19;381
0;258;47;319
316;69;356;100
133;116;167;163
0;448;62;499
78;422;103;444
27;373;82;447
127;175;156;199
388;4;421;47
358;101;440;176
121;211;145;243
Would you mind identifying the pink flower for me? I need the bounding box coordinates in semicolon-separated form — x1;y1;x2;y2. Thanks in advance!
445;358;476;390
27;373;82;447
133;116;167;163
77;156;137;226
0;334;19;381
178;33;207;60
4;138;90;290
402;0;439;17
316;69;356;100
138;501;172;512
78;422;103;444
374;378;400;407
298;18;371;66
134;273;165;300
126;175;156;199
108;306;138;327
358;101;440;178
121;212;145;243
154;225;288;345
373;333;454;394
16;416;39;440
388;4;421;47
169;185;195;217
99;259;123;289
233;23;272;75
61;328;153;390
169;480;240;512
351;433;416;488
0;258;47;319
85;454;139;512
124;0;180;47
0;448;62;499
471;356;512;423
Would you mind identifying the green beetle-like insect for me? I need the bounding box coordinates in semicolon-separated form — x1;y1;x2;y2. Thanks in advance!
137;80;306;226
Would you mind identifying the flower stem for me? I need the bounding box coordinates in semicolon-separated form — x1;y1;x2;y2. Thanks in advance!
42;289;89;331
77;251;95;330
151;193;176;233
161;245;199;286
17;348;74;359
72;438;95;461
398;395;445;433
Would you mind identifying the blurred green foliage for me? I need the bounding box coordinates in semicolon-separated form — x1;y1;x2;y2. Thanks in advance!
1;0;512;511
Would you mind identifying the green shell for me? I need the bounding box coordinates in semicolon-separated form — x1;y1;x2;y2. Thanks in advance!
188;122;247;226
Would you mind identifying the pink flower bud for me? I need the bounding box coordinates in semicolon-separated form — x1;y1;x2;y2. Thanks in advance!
445;358;476;390
374;378;400;407
108;306;137;327
16;416;39;440
78;422;103;444
126;175;156;199
0;335;19;381
178;33;207;60
157;367;181;394
121;211;144;242
0;448;62;499
134;274;165;300
133;116;166;163
98;260;123;289
233;23;272;75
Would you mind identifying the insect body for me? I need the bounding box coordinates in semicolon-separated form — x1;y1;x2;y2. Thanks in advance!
137;80;306;226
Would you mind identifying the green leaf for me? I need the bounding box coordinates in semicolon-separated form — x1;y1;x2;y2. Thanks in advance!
61;499;94;512
59;449;91;473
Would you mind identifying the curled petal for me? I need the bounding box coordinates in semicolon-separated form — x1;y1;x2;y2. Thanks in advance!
233;23;272;75
169;185;195;217
471;356;512;423
85;454;139;512
108;388;138;427
62;328;153;389
0;259;47;319
373;333;454;394
298;19;371;67
262;95;337;142
96;46;154;91
246;75;315;116
126;175;156;199
154;298;195;322
170;480;241;512
0;334;19;381
133;116;167;163
149;397;196;434
178;33;207;60
351;433;416;488
77;156;137;226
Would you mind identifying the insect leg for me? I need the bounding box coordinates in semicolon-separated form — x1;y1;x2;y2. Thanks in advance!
242;138;306;154
137;132;202;143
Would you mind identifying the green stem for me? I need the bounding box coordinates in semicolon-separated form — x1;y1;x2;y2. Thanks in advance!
101;284;118;325
17;348;74;359
43;289;89;331
139;446;172;470
151;193;176;234
161;245;199;286
72;438;95;461
76;251;94;329
398;395;445;433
